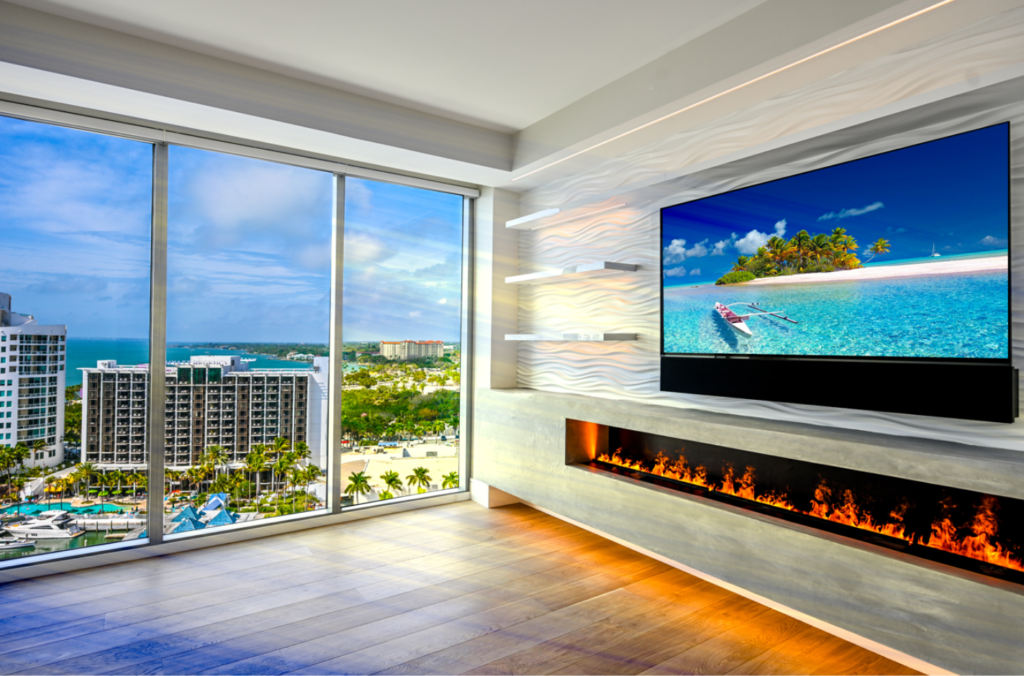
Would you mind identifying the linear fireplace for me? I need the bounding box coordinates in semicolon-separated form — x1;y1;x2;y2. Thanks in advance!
566;419;1024;584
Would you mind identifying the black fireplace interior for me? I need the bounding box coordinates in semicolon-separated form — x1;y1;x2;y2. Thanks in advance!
569;420;1024;585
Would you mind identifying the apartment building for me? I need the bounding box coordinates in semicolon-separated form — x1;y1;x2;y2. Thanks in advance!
0;292;66;468
82;355;327;470
379;340;444;361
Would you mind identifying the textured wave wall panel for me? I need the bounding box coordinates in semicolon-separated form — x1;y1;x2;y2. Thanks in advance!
515;15;1024;452
521;7;1024;213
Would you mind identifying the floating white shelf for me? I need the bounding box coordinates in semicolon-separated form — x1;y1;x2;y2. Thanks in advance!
505;208;559;229
505;333;637;342
505;262;638;285
505;202;626;230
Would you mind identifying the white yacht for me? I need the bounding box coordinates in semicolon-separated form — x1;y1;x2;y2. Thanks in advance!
3;511;85;539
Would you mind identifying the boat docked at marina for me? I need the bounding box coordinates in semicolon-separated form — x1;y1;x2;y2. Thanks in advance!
714;302;798;337
3;511;85;539
0;536;35;551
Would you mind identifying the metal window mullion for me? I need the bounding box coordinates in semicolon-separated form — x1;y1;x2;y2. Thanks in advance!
459;197;474;489
146;143;168;544
327;175;345;513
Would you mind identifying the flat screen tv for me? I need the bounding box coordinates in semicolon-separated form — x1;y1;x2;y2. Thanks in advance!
660;123;1017;422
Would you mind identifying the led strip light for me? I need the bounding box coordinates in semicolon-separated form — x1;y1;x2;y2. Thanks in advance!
511;0;957;182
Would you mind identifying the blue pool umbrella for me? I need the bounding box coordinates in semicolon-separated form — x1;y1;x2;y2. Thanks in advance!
172;518;205;532
205;509;238;527
172;505;201;522
201;493;229;512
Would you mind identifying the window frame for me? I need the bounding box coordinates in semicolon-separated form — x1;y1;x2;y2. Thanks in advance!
0;101;476;569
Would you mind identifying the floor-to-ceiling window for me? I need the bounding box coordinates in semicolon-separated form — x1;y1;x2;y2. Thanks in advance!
0;108;471;566
0;115;153;561
340;178;465;505
165;146;333;534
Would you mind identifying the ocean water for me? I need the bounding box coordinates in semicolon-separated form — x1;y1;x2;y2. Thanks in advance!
64;339;315;386
663;270;1008;359
863;249;1009;268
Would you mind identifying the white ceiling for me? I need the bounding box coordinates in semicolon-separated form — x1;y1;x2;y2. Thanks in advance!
9;0;767;133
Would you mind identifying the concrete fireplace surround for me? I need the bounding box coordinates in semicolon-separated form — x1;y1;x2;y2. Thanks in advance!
473;388;1024;675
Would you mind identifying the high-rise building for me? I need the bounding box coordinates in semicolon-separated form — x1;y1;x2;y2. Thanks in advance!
0;292;66;468
82;355;328;471
379;340;445;361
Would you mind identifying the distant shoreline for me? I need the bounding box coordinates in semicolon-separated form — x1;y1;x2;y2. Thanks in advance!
740;254;1006;287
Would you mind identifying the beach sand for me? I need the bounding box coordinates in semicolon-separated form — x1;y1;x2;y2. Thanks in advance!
741;255;1007;287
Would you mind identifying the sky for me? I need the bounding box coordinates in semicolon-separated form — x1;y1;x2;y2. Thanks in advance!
0;115;464;343
662;123;1010;287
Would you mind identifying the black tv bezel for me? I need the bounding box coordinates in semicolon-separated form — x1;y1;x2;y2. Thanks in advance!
659;121;1012;366
658;122;1017;423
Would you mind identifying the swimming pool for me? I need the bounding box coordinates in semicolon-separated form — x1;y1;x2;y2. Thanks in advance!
1;502;130;515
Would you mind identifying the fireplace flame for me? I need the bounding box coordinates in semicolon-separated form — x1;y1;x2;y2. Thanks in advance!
597;449;1023;573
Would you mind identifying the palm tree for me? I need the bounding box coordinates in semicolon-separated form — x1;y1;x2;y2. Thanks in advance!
32;439;46;465
271;436;291;459
380;469;402;499
205;445;230;482
244;449;266;504
790;230;812;269
344;471;372;504
866;238;891;263
10;476;25;512
273;452;295;495
43;474;56;506
406;467;432;494
293;441;311;465
441;471;459;490
303;465;322;507
730;255;750;273
12;442;30;477
77;462;98;498
830;227;848;256
108;469;126;502
810;234;833;267
287;466;305;513
0;445;12;493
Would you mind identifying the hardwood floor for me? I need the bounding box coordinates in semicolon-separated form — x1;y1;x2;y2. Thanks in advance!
0;502;920;675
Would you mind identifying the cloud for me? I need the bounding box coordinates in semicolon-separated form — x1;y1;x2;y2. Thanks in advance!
711;235;735;256
711;224;780;257
664;266;688;277
981;235;1007;247
344;232;393;268
684;239;709;259
818;201;884;221
663;238;710;264
437;298;448;305
887;226;906;234
24;276;108;295
735;229;770;255
169;276;213;296
663;239;688;264
689;269;701;276
408;310;422;318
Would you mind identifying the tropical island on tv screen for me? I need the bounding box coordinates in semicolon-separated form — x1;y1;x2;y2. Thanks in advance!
661;123;1010;360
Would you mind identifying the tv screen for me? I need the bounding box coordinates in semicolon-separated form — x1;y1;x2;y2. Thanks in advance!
661;123;1010;361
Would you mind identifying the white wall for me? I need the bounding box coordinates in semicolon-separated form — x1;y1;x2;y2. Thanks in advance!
510;6;1024;452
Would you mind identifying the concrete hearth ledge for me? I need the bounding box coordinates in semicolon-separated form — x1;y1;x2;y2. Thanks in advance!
473;388;1024;675
486;388;1024;501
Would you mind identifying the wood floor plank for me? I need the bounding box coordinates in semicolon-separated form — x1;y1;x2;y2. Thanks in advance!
0;502;921;676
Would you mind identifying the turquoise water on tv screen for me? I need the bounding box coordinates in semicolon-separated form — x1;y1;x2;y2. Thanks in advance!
663;269;1008;359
